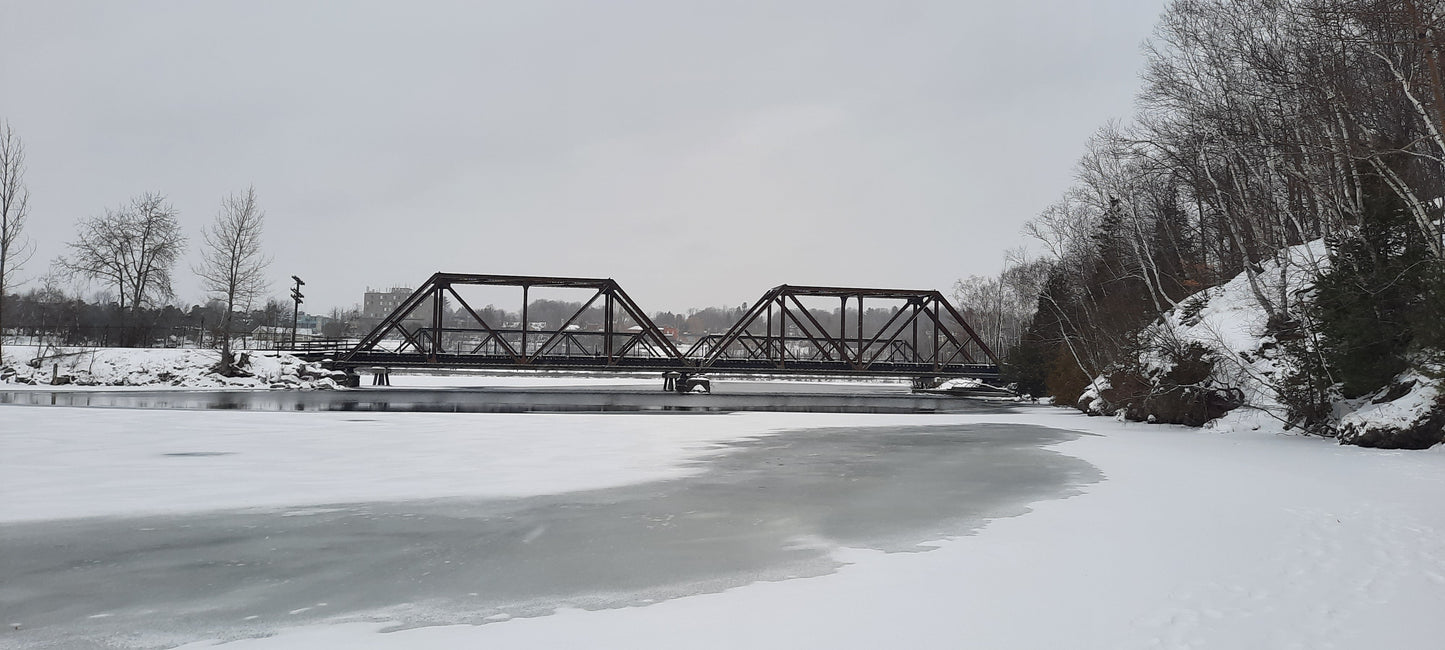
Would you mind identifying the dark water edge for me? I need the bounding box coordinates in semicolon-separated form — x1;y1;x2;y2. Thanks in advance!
0;385;1017;414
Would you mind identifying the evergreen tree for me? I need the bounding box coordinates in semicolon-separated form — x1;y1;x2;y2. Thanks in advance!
1312;177;1444;398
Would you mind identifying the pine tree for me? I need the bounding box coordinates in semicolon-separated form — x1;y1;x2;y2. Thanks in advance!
1312;177;1441;398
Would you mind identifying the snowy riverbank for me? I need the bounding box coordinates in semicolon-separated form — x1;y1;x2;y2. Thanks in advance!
3;405;1443;649
0;347;344;389
1079;240;1444;448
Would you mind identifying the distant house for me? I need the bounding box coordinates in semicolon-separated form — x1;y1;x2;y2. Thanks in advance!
502;321;551;331
625;326;677;338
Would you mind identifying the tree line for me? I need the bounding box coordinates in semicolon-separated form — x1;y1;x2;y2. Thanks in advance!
0;120;272;374
956;0;1443;429
5;287;295;350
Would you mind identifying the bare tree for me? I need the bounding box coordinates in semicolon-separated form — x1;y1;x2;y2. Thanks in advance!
322;305;357;339
59;193;186;344
195;187;271;373
1;121;34;366
262;297;286;329
1007;0;1445;410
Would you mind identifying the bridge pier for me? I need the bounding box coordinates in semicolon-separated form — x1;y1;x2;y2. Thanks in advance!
370;367;392;386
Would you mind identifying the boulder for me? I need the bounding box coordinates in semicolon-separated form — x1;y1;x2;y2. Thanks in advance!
1339;378;1445;450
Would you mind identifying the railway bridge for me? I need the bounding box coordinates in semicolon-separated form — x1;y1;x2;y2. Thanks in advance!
297;273;1001;387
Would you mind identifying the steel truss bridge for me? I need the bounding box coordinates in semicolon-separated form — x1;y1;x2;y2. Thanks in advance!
307;273;1000;382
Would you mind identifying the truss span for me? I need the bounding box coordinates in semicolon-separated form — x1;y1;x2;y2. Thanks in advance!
326;274;1000;380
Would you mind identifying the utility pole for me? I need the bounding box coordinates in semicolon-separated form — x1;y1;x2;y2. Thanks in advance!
290;275;305;349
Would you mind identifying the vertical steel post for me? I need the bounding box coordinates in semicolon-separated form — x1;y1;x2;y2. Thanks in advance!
433;285;443;357
766;300;773;362
857;296;863;366
912;301;919;363
776;297;785;368
931;300;940;369
521;284;529;360
604;290;614;362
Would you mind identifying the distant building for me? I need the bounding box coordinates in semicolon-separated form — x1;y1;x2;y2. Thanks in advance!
295;311;323;330
363;287;434;321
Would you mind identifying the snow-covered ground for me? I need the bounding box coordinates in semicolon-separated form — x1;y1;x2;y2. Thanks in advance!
1;347;342;389
5;404;1444;649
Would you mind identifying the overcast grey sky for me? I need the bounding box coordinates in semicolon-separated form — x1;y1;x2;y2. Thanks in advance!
1;0;1165;314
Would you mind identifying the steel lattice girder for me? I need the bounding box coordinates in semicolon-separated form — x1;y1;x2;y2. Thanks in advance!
337;275;998;378
694;285;999;372
342;273;685;367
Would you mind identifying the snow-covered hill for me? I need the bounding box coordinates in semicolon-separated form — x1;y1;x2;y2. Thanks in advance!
1080;240;1443;448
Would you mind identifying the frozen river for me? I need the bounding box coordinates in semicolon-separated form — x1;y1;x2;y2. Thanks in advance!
0;417;1095;650
0;381;1011;414
7;393;1445;650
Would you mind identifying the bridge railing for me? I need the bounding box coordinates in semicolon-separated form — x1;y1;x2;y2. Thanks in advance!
283;338;355;357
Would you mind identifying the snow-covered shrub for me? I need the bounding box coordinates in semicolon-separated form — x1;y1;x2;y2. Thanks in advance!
1080;334;1245;426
